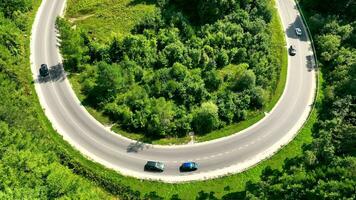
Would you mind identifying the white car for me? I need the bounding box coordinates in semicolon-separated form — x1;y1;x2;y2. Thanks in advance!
295;28;302;36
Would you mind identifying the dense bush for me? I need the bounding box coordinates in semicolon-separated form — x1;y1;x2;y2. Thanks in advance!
59;0;279;138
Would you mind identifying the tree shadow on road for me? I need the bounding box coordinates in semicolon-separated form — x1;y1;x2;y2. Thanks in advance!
127;141;150;153
286;16;308;42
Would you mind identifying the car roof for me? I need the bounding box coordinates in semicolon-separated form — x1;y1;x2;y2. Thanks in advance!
146;161;157;166
183;162;195;167
147;161;163;166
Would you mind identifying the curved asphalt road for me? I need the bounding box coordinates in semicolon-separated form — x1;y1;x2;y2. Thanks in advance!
30;0;316;182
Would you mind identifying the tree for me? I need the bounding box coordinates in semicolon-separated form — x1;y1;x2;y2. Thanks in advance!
161;41;186;67
197;0;238;24
146;98;176;137
216;49;230;68
250;86;266;109
192;101;220;134
0;0;32;17
92;62;123;104
234;69;256;91
171;62;189;81
317;34;341;62
56;18;87;72
204;70;222;92
217;90;237;123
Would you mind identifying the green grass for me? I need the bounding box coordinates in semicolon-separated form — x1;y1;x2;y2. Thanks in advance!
66;0;288;145
66;0;157;42
265;4;288;112
195;111;263;142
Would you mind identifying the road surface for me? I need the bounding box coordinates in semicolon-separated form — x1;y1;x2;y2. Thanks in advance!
30;0;316;182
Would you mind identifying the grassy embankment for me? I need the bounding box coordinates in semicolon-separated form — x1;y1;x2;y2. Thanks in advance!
66;0;288;145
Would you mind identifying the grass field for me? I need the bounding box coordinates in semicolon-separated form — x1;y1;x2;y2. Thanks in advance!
65;0;288;145
66;0;157;42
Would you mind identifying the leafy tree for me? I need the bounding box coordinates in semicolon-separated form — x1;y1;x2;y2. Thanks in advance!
91;62;123;104
234;69;256;91
216;49;230;68
56;18;88;72
146;98;176;137
317;34;341;61
216;90;237;123
250;86;266;109
0;0;32;17
192;101;220;134
204;70;222;92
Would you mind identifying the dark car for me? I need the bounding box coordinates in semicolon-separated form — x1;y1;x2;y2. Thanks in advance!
289;45;297;56
144;161;165;172
179;162;199;172
39;64;49;77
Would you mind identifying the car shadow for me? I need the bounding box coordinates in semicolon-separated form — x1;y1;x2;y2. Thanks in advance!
143;167;164;173
36;63;67;84
306;55;317;71
179;168;197;173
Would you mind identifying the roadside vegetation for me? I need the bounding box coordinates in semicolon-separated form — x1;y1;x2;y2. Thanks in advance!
0;0;112;199
0;0;111;199
59;0;287;144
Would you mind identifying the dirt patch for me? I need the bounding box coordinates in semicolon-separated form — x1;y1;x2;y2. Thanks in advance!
69;14;94;23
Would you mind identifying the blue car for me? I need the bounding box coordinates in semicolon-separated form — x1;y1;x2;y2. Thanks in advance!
180;162;198;172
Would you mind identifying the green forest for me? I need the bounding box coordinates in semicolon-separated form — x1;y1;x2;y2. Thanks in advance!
58;0;281;139
0;0;355;199
0;0;112;199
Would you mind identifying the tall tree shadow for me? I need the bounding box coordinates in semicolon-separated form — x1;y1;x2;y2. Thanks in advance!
126;141;150;153
286;15;308;42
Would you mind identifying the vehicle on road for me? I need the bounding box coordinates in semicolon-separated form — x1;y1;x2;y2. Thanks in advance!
289;45;297;56
180;162;199;172
39;64;49;77
144;161;165;172
295;27;302;36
